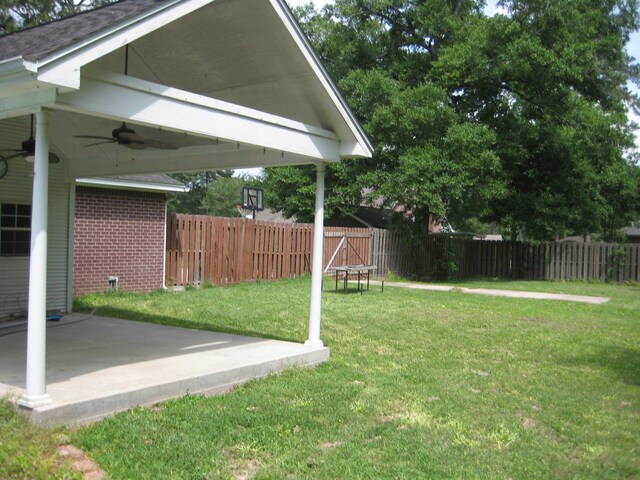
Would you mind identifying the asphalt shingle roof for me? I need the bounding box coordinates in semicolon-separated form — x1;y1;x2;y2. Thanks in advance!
0;0;165;62
622;226;640;237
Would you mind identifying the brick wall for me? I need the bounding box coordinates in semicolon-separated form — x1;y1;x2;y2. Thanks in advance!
74;187;166;295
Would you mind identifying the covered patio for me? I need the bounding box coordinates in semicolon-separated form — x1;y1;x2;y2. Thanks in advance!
0;0;371;419
0;313;329;424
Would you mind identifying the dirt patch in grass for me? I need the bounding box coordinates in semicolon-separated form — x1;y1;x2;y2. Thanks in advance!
522;418;536;429
229;458;259;480
320;440;345;450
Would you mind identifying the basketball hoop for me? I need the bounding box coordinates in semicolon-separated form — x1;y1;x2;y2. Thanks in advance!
240;186;264;220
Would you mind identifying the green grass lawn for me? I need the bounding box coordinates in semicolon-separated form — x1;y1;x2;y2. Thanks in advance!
0;397;81;480
3;277;638;479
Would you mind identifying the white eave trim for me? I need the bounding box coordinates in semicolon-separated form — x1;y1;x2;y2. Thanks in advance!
271;0;374;159
0;56;38;76
76;177;189;193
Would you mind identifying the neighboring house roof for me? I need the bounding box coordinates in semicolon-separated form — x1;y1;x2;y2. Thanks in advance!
76;173;188;193
253;208;295;223
622;226;640;238
0;1;162;62
326;206;397;229
558;235;586;243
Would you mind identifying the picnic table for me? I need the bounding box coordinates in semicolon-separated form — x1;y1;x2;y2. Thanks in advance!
330;264;379;293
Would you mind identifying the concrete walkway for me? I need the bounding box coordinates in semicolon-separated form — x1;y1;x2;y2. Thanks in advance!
0;314;328;425
365;280;610;304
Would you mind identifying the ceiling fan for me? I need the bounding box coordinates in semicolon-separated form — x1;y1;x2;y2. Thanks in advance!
75;122;178;150
0;114;60;163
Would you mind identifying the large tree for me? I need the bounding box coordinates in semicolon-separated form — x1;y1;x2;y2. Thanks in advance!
430;1;640;239
264;0;640;240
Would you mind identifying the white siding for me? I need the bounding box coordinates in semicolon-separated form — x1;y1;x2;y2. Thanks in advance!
0;118;70;319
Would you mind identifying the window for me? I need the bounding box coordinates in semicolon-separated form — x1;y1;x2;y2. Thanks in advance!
1;204;31;256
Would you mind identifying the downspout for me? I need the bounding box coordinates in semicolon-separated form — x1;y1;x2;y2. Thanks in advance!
66;180;76;312
162;198;168;290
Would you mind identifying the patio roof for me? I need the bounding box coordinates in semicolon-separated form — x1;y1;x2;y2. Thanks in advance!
0;0;373;176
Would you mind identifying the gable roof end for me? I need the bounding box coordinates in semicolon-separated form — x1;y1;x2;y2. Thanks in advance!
0;0;372;161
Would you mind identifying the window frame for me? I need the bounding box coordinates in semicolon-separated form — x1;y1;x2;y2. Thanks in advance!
0;203;32;257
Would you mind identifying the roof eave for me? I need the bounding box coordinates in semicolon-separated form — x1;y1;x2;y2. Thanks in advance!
0;56;38;76
76;177;189;193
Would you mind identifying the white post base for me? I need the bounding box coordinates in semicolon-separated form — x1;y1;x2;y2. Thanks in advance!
18;393;52;409
304;339;324;348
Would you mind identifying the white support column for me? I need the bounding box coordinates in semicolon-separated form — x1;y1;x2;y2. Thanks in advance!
306;162;325;348
19;110;52;409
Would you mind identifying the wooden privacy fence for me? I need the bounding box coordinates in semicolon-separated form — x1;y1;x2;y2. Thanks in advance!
167;215;640;286
370;230;640;282
165;214;372;287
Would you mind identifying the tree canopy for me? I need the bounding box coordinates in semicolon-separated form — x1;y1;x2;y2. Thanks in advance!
264;0;640;240
168;171;257;217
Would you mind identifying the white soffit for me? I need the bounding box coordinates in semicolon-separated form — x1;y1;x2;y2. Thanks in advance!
81;0;371;157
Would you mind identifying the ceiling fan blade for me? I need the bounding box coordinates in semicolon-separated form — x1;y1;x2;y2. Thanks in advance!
83;140;116;147
74;135;115;141
142;139;178;150
3;150;60;163
118;132;146;143
122;142;148;150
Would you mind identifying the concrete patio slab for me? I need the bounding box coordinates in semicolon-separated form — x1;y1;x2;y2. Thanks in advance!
361;280;609;304
0;314;329;425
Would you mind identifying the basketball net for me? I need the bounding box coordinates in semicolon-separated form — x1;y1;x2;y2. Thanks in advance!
236;203;253;219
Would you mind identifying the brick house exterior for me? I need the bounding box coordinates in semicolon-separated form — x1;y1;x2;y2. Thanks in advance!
73;175;187;295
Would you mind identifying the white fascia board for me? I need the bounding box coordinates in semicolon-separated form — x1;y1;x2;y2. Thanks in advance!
66;144;327;178
0;88;57;120
0;57;48;116
76;177;189;193
340;140;374;159
55;72;341;160
0;56;37;76
270;0;374;159
36;0;214;88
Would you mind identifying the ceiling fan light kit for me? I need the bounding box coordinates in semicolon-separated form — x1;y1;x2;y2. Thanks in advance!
0;114;60;165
